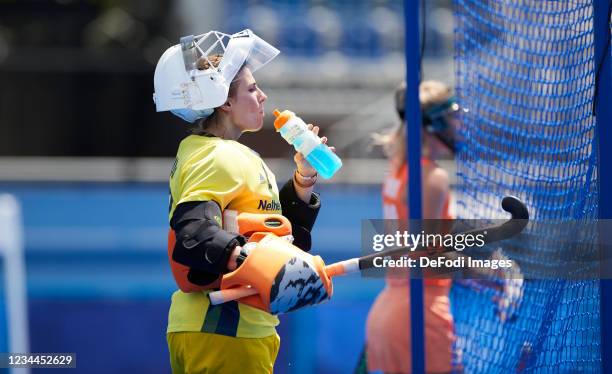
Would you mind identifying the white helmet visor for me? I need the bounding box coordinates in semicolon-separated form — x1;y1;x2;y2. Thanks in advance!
218;29;280;84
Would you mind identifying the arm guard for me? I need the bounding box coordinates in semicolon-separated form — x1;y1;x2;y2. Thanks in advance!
279;178;321;251
170;200;246;275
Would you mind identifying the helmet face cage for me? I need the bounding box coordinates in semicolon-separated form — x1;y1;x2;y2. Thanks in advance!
184;29;279;87
182;31;232;77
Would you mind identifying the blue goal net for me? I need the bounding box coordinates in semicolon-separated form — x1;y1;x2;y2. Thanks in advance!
452;0;603;372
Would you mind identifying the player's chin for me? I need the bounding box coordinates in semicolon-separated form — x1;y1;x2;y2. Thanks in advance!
244;118;264;133
255;114;265;130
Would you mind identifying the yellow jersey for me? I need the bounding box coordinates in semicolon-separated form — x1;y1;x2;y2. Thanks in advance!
167;134;281;338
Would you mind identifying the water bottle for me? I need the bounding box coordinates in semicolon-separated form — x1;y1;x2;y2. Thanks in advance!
273;109;342;179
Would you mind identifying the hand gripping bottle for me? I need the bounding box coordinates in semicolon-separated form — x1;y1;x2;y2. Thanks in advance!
273;109;342;179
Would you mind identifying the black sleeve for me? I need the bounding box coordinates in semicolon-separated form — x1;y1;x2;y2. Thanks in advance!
279;178;321;252
170;201;246;275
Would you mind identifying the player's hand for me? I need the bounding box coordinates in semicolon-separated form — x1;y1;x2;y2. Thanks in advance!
227;246;243;271
227;243;255;271
293;124;336;179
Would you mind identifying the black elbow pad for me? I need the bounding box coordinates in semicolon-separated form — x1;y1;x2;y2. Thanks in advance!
171;201;245;274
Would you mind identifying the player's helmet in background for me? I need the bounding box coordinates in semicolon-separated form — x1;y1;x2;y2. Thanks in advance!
153;29;279;123
395;81;463;153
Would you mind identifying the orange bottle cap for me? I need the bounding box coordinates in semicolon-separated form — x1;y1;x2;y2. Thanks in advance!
272;108;293;130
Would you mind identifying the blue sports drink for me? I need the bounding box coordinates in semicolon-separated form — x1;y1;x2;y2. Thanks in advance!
273;109;342;179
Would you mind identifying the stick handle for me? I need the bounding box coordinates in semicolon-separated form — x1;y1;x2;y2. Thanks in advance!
325;258;360;277
208;286;258;305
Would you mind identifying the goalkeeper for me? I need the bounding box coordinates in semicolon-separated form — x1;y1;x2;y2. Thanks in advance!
153;29;332;373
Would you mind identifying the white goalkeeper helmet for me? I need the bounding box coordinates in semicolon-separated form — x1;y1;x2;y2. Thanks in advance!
153;29;279;123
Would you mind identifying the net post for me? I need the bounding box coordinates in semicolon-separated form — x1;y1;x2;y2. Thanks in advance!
0;194;30;374
404;1;425;374
594;0;612;372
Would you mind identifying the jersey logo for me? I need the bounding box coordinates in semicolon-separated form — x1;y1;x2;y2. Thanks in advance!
258;199;281;211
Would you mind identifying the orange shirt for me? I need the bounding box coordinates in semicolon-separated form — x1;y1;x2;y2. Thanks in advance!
382;159;452;221
381;159;451;286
